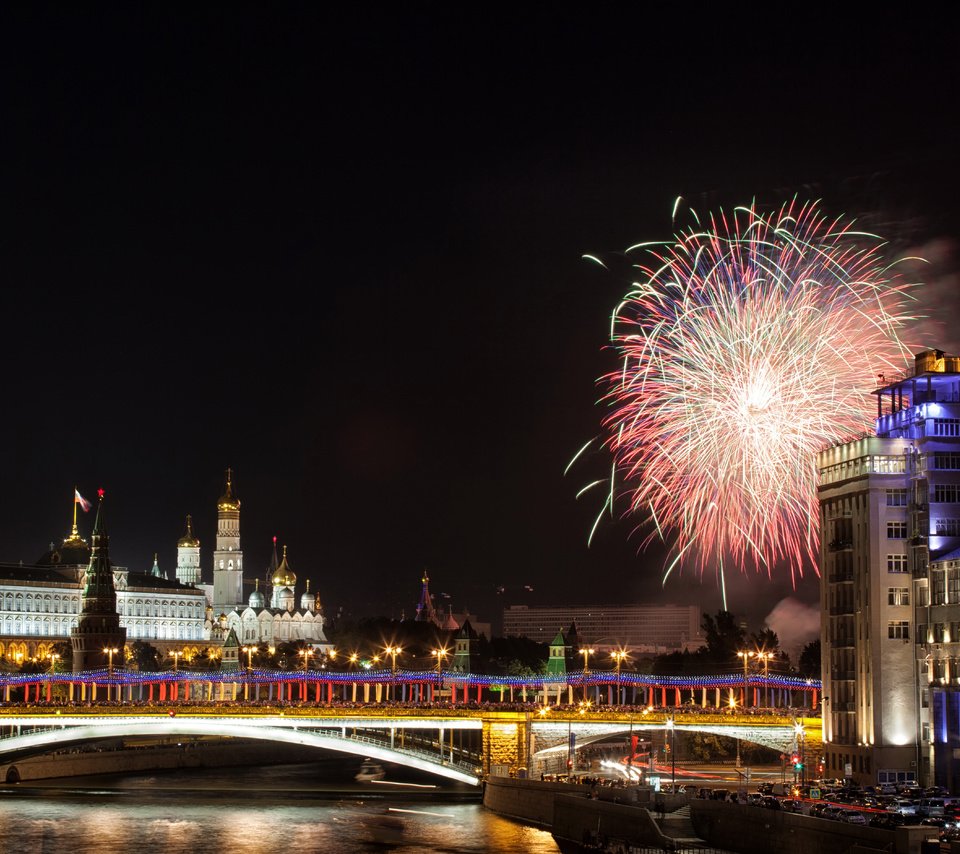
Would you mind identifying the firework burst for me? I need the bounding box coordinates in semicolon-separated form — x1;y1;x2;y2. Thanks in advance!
584;199;919;593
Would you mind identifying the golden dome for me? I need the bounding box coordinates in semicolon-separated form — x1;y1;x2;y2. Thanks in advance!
218;468;240;511
271;545;297;587
178;515;200;547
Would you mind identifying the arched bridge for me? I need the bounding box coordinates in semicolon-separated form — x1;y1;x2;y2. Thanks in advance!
0;706;822;786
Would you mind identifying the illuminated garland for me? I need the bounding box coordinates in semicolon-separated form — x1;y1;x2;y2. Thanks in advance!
0;668;820;690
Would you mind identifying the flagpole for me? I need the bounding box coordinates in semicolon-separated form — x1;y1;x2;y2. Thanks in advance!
72;486;78;530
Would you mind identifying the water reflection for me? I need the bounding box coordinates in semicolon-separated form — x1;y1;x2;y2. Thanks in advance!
0;762;560;854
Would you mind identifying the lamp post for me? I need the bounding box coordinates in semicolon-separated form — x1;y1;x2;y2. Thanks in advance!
432;647;448;690
385;646;402;701
755;651;773;708
241;645;258;701
103;646;119;702
611;650;628;705
795;722;806;785
299;648;314;671
48;653;60;674
666;718;676;792
736;650;753;709
580;647;594;701
171;650;182;672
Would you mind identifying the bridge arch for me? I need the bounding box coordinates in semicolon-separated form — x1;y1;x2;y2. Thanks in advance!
0;718;479;786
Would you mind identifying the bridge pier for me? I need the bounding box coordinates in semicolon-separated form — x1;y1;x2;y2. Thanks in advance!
481;716;529;777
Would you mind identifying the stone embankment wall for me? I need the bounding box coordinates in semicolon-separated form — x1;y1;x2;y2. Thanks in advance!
1;740;313;783
690;799;930;854
483;776;681;848
485;778;941;854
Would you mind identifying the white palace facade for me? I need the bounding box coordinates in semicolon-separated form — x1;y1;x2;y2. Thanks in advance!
0;471;329;665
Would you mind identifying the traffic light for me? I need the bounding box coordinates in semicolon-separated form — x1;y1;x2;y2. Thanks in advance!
791;753;799;766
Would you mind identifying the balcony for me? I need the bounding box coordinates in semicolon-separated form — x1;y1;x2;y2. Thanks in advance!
829;604;855;616
831;670;856;681
829;569;854;583
831;636;855;648
832;701;856;712
828;539;853;552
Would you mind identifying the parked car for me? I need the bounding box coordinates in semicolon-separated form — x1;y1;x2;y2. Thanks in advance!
870;813;905;829
780;799;804;813
745;793;764;806
819;806;845;821
919;798;947;817
760;796;782;810
838;810;867;825
888;798;917;816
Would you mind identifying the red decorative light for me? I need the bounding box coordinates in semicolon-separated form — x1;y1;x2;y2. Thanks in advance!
97;488;105;498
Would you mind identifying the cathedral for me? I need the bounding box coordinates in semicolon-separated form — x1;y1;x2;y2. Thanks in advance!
0;470;330;667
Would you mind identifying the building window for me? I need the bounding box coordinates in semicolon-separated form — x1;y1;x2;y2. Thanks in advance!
935;485;960;504
888;587;910;606
887;522;907;539
872;456;907;474
888;621;910;640
935;519;960;536
933;419;960;437
887;554;909;573
932;453;960;470
886;489;908;506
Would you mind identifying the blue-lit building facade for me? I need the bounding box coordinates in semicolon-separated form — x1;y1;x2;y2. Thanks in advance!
819;348;960;788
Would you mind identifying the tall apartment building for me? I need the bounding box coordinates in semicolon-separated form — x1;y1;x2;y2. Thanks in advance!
819;348;960;788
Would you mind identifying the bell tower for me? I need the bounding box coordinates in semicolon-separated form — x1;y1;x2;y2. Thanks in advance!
212;468;244;611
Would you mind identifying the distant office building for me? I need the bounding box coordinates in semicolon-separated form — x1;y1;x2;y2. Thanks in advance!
502;603;701;651
819;348;960;789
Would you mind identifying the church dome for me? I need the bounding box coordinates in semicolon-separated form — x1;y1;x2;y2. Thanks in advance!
249;579;266;609
271;545;296;587
178;515;200;548
300;579;314;611
218;469;240;511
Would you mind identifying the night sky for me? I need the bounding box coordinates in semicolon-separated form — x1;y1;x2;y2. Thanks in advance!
2;7;958;648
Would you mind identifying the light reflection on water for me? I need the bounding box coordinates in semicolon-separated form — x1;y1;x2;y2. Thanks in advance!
0;762;561;854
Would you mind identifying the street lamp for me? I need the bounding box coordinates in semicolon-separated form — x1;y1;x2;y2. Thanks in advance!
794;722;806;784
755;651;773;708
170;650;183;672
48;653;60;674
736;650;753;709
611;650;629;704
104;646;119;702
385;646;402;701
432;647;448;688
666;718;676;793
299;648;314;670
580;647;594;701
241;645;258;701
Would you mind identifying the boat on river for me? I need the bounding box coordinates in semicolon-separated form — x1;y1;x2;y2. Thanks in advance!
355;758;386;782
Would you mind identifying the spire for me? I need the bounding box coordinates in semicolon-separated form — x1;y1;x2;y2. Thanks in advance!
217;467;240;511
265;535;279;589
178;514;200;547
415;569;438;624
63;486;88;547
151;553;162;577
70;488;126;672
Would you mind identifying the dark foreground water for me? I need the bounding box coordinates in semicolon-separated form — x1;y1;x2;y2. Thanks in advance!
0;760;560;854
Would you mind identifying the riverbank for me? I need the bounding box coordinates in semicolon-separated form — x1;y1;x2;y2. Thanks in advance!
482;776;936;854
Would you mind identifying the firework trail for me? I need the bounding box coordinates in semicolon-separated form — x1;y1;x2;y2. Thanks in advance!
579;199;920;598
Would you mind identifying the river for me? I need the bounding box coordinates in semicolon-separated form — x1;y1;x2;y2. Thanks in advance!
0;758;561;854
